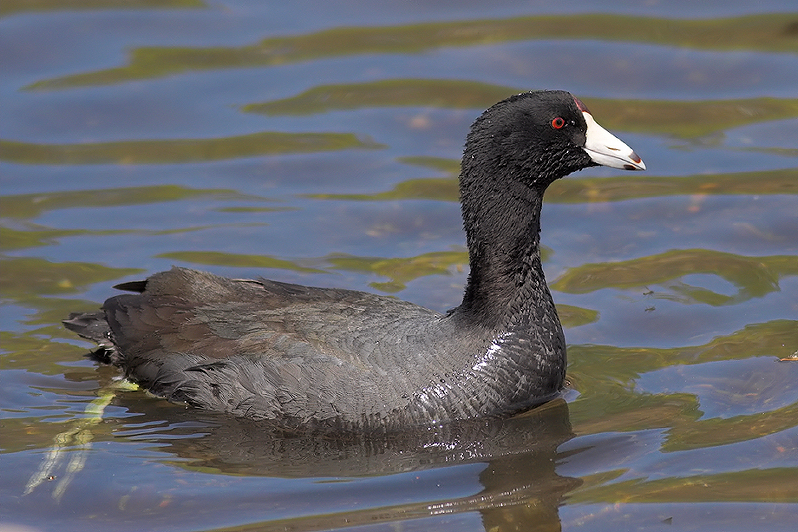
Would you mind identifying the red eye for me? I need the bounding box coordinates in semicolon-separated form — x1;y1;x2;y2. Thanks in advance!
551;117;565;129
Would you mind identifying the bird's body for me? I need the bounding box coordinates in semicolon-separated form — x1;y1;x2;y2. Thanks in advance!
65;90;645;431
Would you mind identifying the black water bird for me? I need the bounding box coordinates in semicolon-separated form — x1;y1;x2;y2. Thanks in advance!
64;90;645;431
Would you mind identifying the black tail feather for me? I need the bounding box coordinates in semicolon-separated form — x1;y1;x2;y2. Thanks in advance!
113;279;148;293
63;311;111;344
63;312;119;363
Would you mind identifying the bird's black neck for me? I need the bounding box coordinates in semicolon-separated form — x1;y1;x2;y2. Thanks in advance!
456;172;555;332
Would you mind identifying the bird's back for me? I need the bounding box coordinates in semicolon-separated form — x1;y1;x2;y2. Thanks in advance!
66;267;462;429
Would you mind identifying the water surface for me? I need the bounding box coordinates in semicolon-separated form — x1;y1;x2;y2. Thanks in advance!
1;1;797;531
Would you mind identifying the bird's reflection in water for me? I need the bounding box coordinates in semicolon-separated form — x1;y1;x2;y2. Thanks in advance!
123;393;579;532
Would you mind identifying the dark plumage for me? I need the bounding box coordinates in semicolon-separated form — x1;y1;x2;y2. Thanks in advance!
65;90;645;432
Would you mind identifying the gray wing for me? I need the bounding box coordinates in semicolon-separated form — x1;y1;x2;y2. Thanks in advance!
68;267;447;425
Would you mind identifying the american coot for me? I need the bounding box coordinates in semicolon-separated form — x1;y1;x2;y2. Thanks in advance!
65;90;645;432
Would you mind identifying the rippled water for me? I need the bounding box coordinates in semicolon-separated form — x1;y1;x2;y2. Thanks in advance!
2;1;797;531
